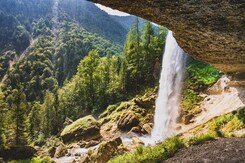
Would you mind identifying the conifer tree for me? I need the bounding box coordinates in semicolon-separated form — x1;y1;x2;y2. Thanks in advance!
10;85;28;146
0;90;7;149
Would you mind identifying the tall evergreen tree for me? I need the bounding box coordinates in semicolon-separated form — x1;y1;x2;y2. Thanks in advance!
0;90;7;149
9;85;28;146
141;21;155;84
41;91;55;137
28;102;41;141
77;50;100;111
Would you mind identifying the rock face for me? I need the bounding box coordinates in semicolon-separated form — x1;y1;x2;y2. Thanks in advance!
117;111;139;131
0;146;36;160
89;0;245;79
91;137;124;163
61;115;101;143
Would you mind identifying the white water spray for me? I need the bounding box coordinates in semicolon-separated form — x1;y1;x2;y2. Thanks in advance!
151;30;187;143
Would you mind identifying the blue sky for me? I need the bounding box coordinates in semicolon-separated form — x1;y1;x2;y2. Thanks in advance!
95;4;130;16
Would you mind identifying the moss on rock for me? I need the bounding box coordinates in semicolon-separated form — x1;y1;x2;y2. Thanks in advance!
61;115;101;143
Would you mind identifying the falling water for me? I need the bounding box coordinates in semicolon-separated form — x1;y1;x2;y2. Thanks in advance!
151;30;187;143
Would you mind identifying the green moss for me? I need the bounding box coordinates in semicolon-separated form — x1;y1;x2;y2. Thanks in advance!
99;103;120;119
61;115;98;137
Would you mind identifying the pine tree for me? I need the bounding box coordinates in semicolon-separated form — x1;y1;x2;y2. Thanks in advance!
28;102;41;141
10;85;28;146
41;91;55;137
0;90;7;149
77;50;100;112
141;21;155;84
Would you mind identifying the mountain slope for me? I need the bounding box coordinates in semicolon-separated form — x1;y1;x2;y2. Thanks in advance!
60;0;128;44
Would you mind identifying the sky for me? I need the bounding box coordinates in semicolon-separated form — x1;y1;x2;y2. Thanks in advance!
95;4;130;16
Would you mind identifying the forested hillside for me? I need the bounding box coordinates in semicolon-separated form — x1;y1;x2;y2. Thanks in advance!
0;0;166;156
0;0;233;163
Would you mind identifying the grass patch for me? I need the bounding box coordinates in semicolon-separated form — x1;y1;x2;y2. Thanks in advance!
186;132;216;146
109;136;184;163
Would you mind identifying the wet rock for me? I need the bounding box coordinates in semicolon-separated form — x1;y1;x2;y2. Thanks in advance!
80;140;100;148
74;153;80;157
54;143;67;158
0;146;36;160
91;137;124;163
61;115;101;143
142;123;153;134
182;114;194;125
132;137;144;146
134;96;155;109
128;126;142;135
85;140;100;148
48;146;56;157
80;155;91;163
117;111;139;131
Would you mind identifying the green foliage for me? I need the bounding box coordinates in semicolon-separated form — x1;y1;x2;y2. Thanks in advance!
60;0;127;44
109;136;184;163
8;156;52;163
0;90;7;149
187;133;216;146
122;19;167;93
7;85;28;146
192;107;245;138
99;103;120;119
55;23;122;85
181;58;221;113
187;59;220;86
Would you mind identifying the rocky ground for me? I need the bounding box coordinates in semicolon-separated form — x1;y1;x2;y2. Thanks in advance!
165;137;245;163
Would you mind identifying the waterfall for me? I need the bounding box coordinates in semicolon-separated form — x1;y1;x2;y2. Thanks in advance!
151;30;187;143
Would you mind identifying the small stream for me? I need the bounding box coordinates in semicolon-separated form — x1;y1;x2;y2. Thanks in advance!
52;145;99;163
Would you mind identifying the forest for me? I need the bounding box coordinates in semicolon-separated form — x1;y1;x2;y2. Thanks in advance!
1;0;241;163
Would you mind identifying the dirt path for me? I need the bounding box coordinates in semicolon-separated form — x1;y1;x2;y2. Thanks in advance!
165;138;245;163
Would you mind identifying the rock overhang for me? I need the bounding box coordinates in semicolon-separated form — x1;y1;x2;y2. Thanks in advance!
89;0;245;79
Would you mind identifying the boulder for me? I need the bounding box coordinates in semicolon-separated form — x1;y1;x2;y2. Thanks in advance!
117;111;139;131
91;137;123;163
207;77;230;95
80;155;91;163
142;123;153;134
182;114;194;125
134;95;155;109
132;137;144;146
0;146;36;160
80;140;100;148
54;143;67;158
61;115;101;143
128;126;142;135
